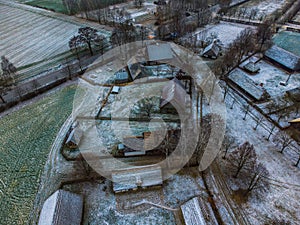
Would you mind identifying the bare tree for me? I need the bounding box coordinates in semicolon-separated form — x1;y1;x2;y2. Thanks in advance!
132;97;158;118
228;141;257;178
0;56;16;86
78;27;100;56
69;35;83;65
245;163;269;195
252;114;263;131
241;104;251;120
256;19;274;52
273;132;293;153
222;134;235;159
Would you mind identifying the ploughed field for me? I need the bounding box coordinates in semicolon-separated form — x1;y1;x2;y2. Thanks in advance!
0;85;77;224
0;3;80;69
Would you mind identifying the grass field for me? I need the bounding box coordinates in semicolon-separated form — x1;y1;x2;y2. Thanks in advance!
273;31;300;56
0;85;77;224
20;0;68;14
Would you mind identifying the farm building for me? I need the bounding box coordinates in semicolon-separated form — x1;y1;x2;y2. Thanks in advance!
160;77;189;113
265;45;300;71
115;69;131;84
228;68;270;101
111;86;120;94
112;166;163;193
181;197;218;225
147;43;173;63
65;128;83;149
202;41;220;59
38;190;83;225
243;61;260;73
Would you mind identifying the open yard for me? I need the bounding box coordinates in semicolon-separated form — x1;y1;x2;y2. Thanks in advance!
62;167;207;225
240;58;300;98
195;22;254;47
0;85;77;224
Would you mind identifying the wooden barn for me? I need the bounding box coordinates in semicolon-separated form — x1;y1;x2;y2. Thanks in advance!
202;41;220;59
112;166;163;193
160;77;189;113
38;190;83;225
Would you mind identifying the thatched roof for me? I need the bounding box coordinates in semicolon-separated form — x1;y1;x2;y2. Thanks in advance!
38;190;83;225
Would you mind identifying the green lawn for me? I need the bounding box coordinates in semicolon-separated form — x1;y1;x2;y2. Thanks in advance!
23;0;68;14
273;31;300;57
0;85;77;224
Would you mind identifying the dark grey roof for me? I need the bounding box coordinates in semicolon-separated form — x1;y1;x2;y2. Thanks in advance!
115;70;129;81
228;68;269;101
160;78;187;110
265;45;300;71
38;190;83;225
243;61;260;73
147;43;173;61
112;166;162;192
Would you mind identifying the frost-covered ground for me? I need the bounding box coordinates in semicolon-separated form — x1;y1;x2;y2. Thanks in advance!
0;4;80;68
62;167;207;225
239;58;300;98
220;87;300;224
195;22;254;47
228;0;287;20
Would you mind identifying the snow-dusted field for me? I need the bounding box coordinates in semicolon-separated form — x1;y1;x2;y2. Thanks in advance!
229;0;287;20
0;4;80;68
195;22;254;47
221;85;300;224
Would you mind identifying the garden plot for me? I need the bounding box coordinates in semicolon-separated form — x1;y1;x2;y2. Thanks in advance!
240;59;300;98
0;85;77;225
95;120;179;150
195;22;254;47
